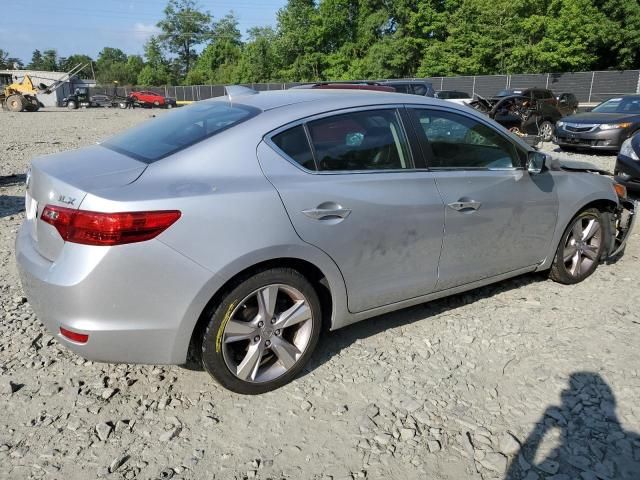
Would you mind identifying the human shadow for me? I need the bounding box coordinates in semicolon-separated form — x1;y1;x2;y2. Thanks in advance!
0;196;24;218
505;372;640;480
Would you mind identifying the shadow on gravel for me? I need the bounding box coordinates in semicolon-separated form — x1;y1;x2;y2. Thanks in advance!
308;271;548;372
0;173;26;187
0;196;24;218
505;372;640;480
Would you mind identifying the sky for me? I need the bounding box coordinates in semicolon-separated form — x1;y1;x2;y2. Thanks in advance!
2;0;287;64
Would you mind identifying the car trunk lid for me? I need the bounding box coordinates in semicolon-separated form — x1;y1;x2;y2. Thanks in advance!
25;145;147;261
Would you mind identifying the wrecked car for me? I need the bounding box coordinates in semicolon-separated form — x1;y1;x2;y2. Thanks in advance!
470;94;562;142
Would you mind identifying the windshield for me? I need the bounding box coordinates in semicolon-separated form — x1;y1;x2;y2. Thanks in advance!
592;97;640;114
102;101;260;163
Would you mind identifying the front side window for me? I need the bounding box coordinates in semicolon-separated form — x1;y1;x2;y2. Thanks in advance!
307;109;411;171
412;109;519;169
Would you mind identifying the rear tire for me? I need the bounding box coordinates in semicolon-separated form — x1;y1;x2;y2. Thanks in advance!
201;268;322;395
549;208;605;284
6;94;25;112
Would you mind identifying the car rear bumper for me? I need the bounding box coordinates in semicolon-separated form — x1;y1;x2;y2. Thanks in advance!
554;127;628;150
15;224;212;365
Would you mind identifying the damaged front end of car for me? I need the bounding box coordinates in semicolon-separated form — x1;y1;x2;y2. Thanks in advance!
606;190;636;260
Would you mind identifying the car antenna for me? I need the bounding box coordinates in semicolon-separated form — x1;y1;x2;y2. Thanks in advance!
225;85;258;103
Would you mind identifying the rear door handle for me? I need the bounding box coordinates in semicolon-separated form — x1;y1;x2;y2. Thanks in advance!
302;206;352;221
447;200;482;212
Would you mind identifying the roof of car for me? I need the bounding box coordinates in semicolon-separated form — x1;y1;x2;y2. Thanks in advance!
207;88;437;112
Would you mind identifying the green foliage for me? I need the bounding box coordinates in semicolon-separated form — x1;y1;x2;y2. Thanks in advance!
58;54;94;78
157;0;213;75
28;49;58;71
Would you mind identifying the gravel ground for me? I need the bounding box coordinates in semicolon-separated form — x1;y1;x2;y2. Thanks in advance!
1;108;639;480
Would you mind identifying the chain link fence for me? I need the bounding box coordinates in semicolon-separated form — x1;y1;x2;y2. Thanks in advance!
89;69;640;104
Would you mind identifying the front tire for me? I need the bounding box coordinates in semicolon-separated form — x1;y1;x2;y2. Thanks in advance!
201;268;322;394
550;208;605;284
67;100;77;110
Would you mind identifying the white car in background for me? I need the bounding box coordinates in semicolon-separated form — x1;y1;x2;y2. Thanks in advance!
435;90;473;106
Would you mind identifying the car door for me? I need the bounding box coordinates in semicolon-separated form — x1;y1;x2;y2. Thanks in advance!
257;107;445;313
408;106;559;290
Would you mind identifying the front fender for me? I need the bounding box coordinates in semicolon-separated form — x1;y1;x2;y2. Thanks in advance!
537;172;618;270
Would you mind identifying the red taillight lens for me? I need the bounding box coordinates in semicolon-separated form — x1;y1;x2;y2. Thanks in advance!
60;327;89;344
41;205;181;246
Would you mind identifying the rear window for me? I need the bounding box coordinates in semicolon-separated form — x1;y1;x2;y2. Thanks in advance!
102;102;260;163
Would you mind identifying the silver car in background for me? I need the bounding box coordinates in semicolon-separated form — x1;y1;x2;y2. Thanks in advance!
16;88;636;394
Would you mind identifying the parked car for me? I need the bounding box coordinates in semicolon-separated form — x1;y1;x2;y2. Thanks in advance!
378;80;435;97
494;88;578;116
129;90;177;108
555;96;640;152
435;90;473;106
470;94;562;141
615;133;640;191
290;82;396;92
16;89;635;394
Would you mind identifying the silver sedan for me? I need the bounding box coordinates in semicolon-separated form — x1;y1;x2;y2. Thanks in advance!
15;88;636;394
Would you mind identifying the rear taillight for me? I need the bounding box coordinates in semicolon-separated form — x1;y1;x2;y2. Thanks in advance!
41;205;181;246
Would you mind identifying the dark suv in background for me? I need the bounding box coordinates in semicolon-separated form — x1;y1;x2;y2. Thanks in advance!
378;80;435;97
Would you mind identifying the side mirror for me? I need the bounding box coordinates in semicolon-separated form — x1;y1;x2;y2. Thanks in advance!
527;151;548;174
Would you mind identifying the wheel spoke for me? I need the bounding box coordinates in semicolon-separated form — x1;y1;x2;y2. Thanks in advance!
270;336;301;370
572;221;583;240
224;319;258;344
257;286;279;321
583;219;600;241
275;300;311;329
563;244;578;263
236;342;265;381
583;245;599;260
570;252;581;275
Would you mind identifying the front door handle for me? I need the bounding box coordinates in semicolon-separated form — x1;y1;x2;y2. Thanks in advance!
302;206;352;221
447;200;482;212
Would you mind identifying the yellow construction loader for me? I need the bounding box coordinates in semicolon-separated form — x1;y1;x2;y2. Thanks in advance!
1;63;88;112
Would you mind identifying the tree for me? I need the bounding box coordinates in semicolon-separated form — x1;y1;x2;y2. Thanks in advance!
58;54;94;78
157;0;212;76
0;49;23;69
186;12;242;84
137;36;173;85
236;27;279;83
28;49;58;71
275;0;324;81
95;47;131;84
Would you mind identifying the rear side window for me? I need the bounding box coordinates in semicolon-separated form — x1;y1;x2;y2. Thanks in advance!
272;125;316;170
308;110;411;171
103;102;259;163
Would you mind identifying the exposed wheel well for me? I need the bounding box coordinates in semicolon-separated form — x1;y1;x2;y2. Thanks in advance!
186;258;333;367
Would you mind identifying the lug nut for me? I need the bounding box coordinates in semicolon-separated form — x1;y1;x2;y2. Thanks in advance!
265;340;271;347
275;329;281;336
258;321;264;328
254;335;260;342
271;317;276;324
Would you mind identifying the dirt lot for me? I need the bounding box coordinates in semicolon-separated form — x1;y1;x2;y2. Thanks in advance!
1;108;639;480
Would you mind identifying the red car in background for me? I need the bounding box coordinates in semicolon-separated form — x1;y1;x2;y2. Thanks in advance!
129;90;177;108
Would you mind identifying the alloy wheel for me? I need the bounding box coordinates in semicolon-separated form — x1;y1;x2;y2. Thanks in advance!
221;284;314;383
562;214;602;277
539;121;553;141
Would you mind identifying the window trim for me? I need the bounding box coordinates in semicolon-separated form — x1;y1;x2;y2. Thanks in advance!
264;105;417;175
406;105;528;171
